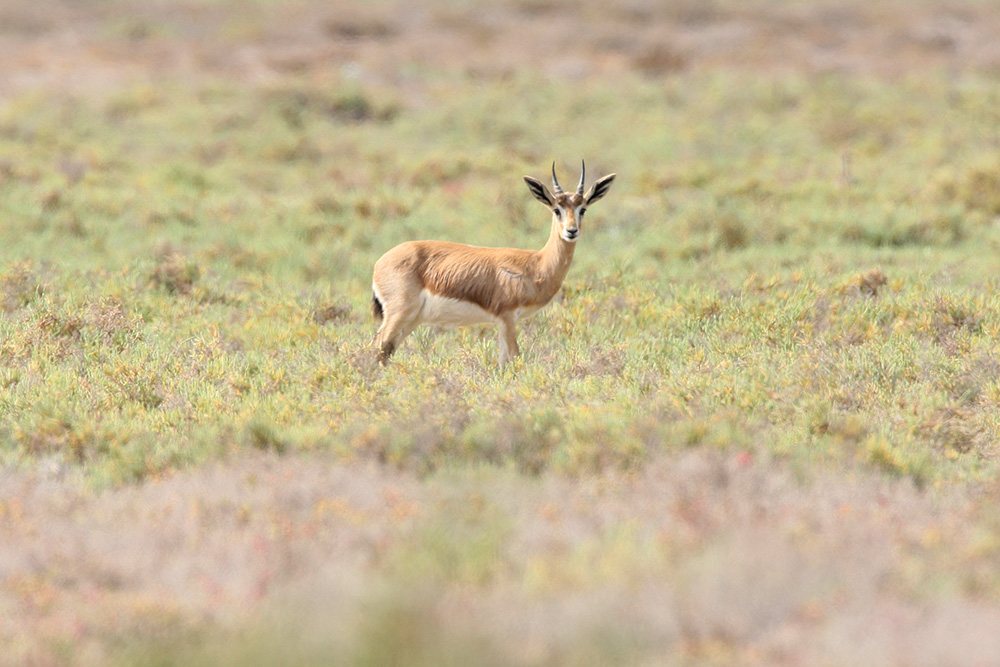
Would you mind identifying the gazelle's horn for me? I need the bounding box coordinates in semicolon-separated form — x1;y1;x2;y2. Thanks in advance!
576;159;586;195
551;162;564;195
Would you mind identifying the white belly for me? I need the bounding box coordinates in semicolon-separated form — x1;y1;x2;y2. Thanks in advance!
418;290;497;328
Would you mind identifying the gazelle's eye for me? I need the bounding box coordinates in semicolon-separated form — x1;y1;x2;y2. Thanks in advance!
579;208;586;217
554;208;562;218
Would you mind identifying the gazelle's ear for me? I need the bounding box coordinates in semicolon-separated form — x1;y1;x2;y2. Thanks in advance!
523;176;556;207
584;173;616;205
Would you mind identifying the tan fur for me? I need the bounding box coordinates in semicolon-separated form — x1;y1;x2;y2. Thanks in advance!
371;167;615;366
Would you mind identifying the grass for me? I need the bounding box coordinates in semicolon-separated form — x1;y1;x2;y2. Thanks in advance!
5;0;1000;663
4;70;1000;486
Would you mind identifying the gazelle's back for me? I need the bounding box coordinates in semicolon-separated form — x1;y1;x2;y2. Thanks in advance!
374;241;536;315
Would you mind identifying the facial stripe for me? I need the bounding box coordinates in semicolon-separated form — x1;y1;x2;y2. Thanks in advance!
558;206;577;229
558;205;579;242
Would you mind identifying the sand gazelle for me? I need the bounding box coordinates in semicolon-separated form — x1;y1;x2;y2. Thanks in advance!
370;162;616;366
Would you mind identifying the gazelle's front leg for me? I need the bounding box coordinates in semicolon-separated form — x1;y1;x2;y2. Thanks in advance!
497;312;520;366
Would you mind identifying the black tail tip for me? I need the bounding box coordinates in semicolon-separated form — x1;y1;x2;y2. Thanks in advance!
371;293;384;321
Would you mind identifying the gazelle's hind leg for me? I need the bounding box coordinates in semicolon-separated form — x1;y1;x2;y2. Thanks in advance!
373;286;423;365
376;315;420;365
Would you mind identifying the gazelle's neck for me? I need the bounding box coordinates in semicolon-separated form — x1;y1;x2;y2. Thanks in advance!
536;217;576;289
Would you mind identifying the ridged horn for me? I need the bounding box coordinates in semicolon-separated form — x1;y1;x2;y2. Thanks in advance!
576;159;586;195
551;162;564;195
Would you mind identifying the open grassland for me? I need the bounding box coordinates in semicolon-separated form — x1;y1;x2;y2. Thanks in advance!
5;0;1000;663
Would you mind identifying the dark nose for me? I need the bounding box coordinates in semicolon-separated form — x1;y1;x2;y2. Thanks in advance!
565;229;578;239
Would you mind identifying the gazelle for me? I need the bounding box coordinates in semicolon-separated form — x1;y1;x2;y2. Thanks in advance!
371;161;616;366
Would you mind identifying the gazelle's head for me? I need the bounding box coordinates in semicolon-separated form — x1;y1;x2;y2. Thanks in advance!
524;161;616;243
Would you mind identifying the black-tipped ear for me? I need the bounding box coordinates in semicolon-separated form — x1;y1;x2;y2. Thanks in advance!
584;173;616;205
523;176;556;207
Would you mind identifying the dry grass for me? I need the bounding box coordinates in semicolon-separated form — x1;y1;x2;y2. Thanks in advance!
2;0;1000;102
